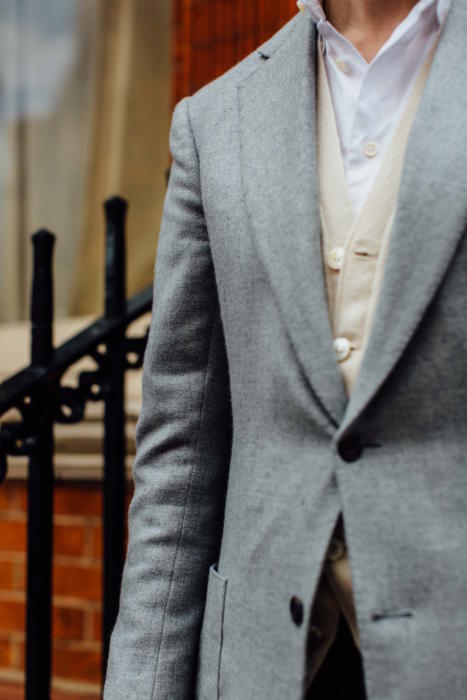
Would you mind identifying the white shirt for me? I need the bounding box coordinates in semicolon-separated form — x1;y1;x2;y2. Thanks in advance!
297;0;452;215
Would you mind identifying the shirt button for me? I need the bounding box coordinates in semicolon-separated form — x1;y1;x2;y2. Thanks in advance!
363;141;379;158
327;246;344;271
334;337;351;362
335;57;350;74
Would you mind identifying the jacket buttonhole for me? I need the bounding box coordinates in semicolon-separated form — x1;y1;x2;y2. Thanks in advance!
372;609;414;622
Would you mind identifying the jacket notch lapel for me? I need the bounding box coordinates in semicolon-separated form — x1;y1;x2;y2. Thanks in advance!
339;1;467;436
237;13;347;429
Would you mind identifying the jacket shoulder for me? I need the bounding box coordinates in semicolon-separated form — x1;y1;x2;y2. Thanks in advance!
187;12;304;122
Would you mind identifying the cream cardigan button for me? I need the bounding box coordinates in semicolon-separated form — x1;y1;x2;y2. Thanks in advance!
327;246;344;271
363;141;379;158
296;0;306;11
334;337;351;362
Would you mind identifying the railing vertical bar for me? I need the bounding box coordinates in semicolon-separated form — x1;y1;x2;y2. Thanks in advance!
26;230;55;700
102;197;128;678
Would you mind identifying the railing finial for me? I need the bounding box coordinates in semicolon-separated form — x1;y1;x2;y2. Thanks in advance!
31;229;55;366
104;196;128;320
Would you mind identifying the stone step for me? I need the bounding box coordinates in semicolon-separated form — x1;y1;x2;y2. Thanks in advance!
7;451;135;482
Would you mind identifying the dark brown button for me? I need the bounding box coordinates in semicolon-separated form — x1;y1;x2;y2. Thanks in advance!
290;595;304;626
338;434;363;463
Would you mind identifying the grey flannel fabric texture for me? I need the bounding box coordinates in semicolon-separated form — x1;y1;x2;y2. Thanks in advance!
104;4;467;699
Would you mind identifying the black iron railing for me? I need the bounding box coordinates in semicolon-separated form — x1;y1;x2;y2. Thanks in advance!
0;197;152;700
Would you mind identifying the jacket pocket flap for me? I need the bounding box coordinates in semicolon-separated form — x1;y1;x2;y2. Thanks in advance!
196;562;228;698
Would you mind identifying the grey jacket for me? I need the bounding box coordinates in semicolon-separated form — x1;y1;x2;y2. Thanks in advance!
104;5;467;699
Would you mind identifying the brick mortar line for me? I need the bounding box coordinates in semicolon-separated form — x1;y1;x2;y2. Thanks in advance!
0;554;102;565
0;512;104;524
0;632;101;653
0;513;22;521
0;591;103;608
0;554;25;564
53;639;101;652
0;669;24;684
0;591;24;603
0;558;102;572
83;609;95;642
0;669;101;696
54;515;102;527
52;599;102;608
9;638;22;669
52;675;101;696
83;525;97;559
0;510;26;522
0;632;24;642
54;555;102;567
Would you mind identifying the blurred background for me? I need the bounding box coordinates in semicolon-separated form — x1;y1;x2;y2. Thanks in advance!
0;1;297;698
0;0;171;322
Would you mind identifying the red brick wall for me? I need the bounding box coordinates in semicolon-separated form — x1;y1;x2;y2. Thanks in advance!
173;0;299;104
0;480;133;698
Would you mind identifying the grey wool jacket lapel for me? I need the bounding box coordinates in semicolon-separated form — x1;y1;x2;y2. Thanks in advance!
238;16;348;431
340;0;467;436
239;1;467;438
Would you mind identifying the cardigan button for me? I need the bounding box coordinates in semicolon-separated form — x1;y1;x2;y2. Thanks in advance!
338;434;363;462
290;596;304;626
327;246;345;271
334;337;352;362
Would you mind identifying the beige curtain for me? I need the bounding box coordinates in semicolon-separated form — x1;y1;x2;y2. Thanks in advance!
0;0;171;322
70;0;171;316
0;0;101;321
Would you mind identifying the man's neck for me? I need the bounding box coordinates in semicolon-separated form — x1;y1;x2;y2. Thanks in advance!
323;0;420;62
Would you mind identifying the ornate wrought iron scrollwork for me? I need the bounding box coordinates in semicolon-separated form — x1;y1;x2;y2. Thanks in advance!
0;400;37;482
125;329;149;370
0;196;153;696
54;347;112;424
52;330;150;439
55;386;86;424
0;447;6;483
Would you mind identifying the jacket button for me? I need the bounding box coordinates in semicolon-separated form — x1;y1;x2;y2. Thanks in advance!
290;595;304;626
338;434;363;462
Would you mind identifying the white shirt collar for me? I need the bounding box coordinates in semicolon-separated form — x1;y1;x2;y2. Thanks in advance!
297;0;452;66
298;0;451;32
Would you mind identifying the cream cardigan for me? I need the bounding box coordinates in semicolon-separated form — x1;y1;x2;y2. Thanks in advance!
304;33;440;690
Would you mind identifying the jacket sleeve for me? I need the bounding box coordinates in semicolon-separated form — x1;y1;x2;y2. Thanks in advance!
103;96;232;700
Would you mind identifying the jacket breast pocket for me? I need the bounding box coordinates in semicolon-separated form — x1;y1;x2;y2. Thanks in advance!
195;562;228;699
